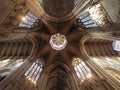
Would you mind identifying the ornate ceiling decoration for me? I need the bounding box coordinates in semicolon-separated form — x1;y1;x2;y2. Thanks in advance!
43;0;74;18
49;33;67;51
0;0;120;90
38;20;87;67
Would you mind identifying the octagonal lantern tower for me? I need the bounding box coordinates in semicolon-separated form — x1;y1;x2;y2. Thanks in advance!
49;33;67;51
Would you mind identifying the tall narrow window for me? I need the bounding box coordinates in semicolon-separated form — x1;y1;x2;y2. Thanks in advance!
77;12;98;28
112;40;120;51
18;12;38;28
72;58;92;82
24;60;43;84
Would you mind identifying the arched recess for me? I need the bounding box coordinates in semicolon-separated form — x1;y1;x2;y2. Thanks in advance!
0;37;35;59
79;35;120;89
80;35;119;58
42;0;93;22
80;34;120;58
38;62;77;90
0;33;39;61
0;35;40;89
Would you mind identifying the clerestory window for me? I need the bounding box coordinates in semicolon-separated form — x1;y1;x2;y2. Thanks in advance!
77;12;98;28
24;60;43;84
72;58;92;82
18;12;38;28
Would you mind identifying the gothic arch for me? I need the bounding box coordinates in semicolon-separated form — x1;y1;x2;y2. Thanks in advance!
38;62;77;90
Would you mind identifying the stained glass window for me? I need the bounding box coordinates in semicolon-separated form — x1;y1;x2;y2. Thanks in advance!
19;23;31;28
73;58;92;82
112;40;120;51
18;12;38;28
24;60;43;84
78;12;98;28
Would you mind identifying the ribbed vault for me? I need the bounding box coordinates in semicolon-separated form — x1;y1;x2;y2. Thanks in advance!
0;0;120;90
47;66;70;90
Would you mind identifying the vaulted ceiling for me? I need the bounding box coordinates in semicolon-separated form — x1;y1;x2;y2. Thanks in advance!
0;0;120;89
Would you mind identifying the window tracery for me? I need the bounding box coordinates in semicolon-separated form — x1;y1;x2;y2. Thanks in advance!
18;12;38;28
77;4;110;29
77;12;98;28
72;58;92;82
24;59;43;84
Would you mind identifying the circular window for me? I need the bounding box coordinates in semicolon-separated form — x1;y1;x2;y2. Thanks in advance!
49;33;67;51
